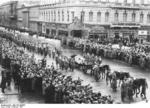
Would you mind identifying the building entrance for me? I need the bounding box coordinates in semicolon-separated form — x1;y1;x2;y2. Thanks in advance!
71;30;82;38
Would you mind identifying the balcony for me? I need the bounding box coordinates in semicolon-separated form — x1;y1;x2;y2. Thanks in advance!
110;3;141;10
111;21;141;28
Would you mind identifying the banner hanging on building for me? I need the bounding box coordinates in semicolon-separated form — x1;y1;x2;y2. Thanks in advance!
138;30;148;36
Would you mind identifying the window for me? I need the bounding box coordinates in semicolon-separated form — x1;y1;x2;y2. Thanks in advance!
81;11;85;23
105;12;109;22
54;11;56;21
140;12;144;23
44;11;45;21
123;11;127;22
132;13;136;22
67;11;69;22
46;11;48;21
51;11;53;22
62;10;64;21
124;0;127;4
147;14;150;23
97;12;101;22
89;11;93;22
72;11;74;22
58;11;60;21
49;11;51;22
114;11;118;22
42;11;43;18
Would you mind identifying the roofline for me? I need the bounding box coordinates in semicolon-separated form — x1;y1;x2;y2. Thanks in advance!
17;4;40;10
0;1;18;7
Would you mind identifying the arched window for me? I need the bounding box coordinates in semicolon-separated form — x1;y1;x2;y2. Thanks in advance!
89;11;93;22
81;11;85;23
49;11;51;22
44;11;45;21
132;12;136;22
97;12;101;22
62;10;64;21
140;12;144;23
147;13;150;23
123;11;127;22
58;11;60;21
54;11;56;21
71;11;74;22
105;11;109;22
46;11;48;21
114;11;119;22
67;11;70;22
51;11;53;22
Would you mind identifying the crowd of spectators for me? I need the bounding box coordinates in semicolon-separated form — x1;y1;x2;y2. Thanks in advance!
0;29;114;104
65;38;150;69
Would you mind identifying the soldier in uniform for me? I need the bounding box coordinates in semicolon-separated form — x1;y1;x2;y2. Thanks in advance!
1;70;7;93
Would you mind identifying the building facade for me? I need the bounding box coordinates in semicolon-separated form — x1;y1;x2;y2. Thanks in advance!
40;0;150;42
17;4;41;32
0;1;18;28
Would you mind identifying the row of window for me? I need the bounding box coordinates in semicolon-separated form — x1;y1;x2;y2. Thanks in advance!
41;10;150;23
41;10;74;22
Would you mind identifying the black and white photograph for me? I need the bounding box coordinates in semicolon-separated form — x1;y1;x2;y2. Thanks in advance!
0;0;150;106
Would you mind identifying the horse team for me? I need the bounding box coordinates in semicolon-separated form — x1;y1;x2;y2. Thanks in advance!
55;54;148;102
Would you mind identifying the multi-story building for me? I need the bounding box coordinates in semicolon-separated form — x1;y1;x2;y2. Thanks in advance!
40;0;150;42
17;4;41;32
0;1;18;28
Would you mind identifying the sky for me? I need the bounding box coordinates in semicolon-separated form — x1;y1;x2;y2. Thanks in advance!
0;0;150;5
0;0;39;5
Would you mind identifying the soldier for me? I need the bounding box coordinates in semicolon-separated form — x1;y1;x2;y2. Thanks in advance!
121;80;127;102
1;70;7;93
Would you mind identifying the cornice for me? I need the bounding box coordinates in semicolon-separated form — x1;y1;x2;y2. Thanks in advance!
39;3;150;10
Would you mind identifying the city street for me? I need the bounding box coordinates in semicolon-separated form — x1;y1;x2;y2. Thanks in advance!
1;0;150;105
0;46;149;104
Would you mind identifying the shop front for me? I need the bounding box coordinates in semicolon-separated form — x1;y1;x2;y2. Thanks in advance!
138;30;148;44
68;17;88;38
87;25;108;42
110;23;140;43
57;24;68;37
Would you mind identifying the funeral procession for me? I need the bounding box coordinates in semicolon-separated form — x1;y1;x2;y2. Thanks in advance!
0;0;150;104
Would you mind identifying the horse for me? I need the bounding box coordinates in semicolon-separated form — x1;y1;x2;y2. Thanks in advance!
132;78;148;99
121;77;148;102
92;64;110;80
111;78;117;92
55;56;65;70
107;71;130;86
121;78;135;102
63;57;70;72
106;71;116;85
115;71;130;86
55;56;62;69
69;58;76;72
99;65;110;79
106;71;130;87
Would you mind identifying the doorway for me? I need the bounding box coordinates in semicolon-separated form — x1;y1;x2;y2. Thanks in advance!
71;30;82;38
